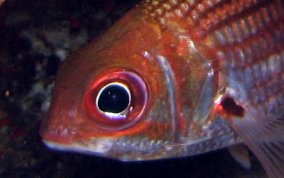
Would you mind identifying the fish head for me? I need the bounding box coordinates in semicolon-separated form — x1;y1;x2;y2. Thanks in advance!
40;9;184;161
40;6;234;161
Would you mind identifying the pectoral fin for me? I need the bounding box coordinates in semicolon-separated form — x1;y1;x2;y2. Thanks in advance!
230;107;284;178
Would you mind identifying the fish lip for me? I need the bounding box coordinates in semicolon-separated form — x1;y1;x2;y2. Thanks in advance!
42;137;114;157
41;139;144;161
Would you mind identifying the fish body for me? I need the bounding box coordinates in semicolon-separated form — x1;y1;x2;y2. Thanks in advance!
41;0;284;177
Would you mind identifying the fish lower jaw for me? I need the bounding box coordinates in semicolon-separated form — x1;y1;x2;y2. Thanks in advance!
42;138;173;161
42;138;114;157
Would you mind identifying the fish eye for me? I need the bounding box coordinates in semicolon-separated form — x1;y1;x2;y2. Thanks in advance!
96;82;131;117
85;70;148;130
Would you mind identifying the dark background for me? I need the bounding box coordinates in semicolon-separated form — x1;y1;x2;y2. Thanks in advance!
0;0;266;177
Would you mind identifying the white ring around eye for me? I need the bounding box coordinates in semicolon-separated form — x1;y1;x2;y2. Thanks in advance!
95;82;131;119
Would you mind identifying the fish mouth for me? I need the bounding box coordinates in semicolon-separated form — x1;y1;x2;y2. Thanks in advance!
42;136;173;161
42;137;115;158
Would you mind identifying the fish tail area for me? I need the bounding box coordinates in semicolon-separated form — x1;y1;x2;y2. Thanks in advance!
231;108;284;178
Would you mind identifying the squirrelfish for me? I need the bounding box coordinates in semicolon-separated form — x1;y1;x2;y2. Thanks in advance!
40;0;284;177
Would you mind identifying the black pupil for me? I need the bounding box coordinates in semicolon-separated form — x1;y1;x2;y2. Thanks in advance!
97;84;130;113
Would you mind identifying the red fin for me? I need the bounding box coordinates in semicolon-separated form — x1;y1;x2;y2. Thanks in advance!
228;145;251;170
231;107;284;178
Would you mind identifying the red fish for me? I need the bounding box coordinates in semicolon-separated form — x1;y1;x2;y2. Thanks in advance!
40;0;284;177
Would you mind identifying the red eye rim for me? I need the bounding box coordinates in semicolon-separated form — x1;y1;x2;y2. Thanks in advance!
84;69;148;130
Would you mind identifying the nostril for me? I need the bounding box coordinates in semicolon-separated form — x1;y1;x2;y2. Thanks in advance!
220;97;245;117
